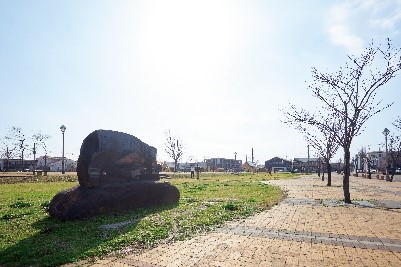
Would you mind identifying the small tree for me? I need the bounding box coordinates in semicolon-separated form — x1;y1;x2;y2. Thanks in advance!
164;130;184;172
32;132;51;168
11;127;29;171
305;128;339;186
284;112;339;186
0;131;16;171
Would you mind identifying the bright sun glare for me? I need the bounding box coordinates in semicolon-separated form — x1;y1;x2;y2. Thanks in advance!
136;1;244;89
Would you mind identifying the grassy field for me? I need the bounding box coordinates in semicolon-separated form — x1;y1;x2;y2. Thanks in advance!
0;172;298;266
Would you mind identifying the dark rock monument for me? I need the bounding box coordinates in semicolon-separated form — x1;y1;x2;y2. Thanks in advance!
76;130;160;187
49;130;180;220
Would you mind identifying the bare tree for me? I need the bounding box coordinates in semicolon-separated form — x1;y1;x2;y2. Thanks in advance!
164;130;184;172
0;129;16;171
394;117;401;131
282;39;401;203
283;111;339;186
11;127;30;171
304;125;339;186
32;132;51;168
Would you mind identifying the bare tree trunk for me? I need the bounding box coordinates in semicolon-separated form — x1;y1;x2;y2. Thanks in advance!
322;167;325;181
390;158;395;182
343;148;351;203
326;159;331;186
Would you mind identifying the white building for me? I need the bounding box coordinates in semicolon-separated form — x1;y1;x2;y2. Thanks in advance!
36;156;77;172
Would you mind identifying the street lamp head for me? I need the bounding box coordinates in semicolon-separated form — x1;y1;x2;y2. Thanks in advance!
382;127;390;136
60;125;66;133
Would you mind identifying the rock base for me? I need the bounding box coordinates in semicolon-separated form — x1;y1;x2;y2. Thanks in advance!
49;181;180;221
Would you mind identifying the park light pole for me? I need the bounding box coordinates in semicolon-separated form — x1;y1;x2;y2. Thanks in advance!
60;125;66;174
383;127;390;181
355;154;359;175
33;143;36;174
234;152;237;172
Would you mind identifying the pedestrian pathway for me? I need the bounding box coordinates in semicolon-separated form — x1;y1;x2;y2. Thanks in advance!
72;174;401;266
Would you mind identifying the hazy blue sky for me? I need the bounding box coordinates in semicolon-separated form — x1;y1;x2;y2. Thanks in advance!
1;0;400;164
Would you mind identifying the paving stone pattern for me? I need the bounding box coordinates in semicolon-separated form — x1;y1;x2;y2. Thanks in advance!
69;174;401;267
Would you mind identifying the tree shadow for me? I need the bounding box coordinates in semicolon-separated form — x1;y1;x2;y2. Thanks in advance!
0;203;178;267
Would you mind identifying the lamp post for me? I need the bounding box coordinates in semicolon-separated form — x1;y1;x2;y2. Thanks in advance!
60;125;66;174
355;154;359;176
33;143;36;175
234;152;237;171
291;159;293;173
383;127;390;181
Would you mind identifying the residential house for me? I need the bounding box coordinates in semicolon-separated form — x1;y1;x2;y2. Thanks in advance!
162;161;176;172
242;161;258;172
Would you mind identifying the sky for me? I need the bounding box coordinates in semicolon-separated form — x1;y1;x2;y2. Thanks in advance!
1;0;401;165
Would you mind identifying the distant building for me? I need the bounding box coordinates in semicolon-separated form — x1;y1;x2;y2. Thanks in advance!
205;158;242;171
265;157;292;172
163;161;208;172
364;151;385;172
364;150;401;172
293;158;319;172
0;158;37;172
36;156;77;172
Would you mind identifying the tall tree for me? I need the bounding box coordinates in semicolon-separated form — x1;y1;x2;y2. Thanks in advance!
164;130;184;172
283;39;401;203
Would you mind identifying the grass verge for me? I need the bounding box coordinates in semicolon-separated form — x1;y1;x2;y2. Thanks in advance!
0;172;298;266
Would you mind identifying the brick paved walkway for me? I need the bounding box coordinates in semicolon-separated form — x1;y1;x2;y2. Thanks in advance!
75;173;401;267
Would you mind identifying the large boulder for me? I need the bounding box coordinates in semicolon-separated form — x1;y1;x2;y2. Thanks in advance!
77;130;159;188
49;130;180;220
49;181;180;220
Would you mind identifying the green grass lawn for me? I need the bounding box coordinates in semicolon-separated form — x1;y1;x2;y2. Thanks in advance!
0;172;298;266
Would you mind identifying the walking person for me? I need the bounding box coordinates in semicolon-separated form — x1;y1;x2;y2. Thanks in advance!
190;165;195;178
195;165;201;179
